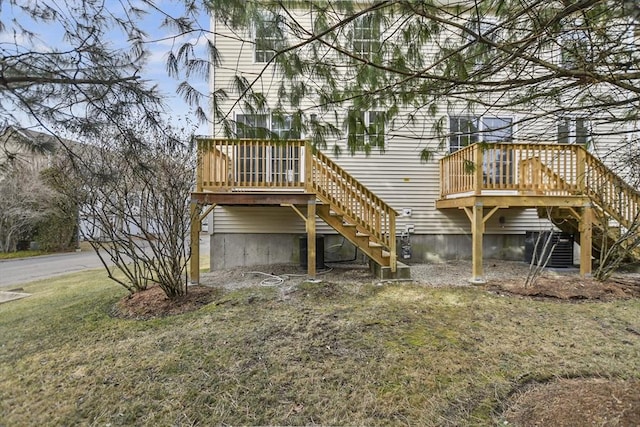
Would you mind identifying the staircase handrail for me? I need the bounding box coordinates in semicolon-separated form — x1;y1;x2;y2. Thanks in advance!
581;146;640;230
309;149;398;253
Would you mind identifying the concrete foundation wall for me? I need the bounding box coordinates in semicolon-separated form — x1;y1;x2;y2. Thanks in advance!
210;233;526;269
400;234;525;264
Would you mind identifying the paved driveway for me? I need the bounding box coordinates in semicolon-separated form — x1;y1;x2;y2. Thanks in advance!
0;234;210;290
0;250;106;289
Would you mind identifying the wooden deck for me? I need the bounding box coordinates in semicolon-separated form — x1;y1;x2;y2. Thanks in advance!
189;139;638;284
437;143;640;282
189;138;398;284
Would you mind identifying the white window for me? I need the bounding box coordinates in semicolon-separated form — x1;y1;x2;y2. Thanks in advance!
450;116;479;153
557;117;589;145
353;15;381;60
347;110;385;152
559;20;592;69
449;116;512;153
254;12;284;63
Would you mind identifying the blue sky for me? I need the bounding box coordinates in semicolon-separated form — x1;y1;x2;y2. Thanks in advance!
0;0;211;135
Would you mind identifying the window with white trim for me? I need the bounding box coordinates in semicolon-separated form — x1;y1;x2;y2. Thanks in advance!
347;110;385;152
254;12;284;63
449;116;479;153
353;15;381;61
557;117;589;145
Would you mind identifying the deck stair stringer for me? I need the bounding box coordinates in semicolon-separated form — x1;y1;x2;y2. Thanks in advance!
316;204;390;268
309;150;401;276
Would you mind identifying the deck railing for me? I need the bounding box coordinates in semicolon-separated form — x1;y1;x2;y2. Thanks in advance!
440;142;640;231
196;138;307;191
439;143;586;197
196;138;397;263
584;152;640;230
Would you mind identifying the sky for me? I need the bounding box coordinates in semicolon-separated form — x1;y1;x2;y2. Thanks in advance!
0;0;211;136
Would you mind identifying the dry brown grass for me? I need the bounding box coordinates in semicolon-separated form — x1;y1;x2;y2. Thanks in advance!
0;270;639;426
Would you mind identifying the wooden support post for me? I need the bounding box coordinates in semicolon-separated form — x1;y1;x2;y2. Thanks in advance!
307;199;316;277
196;142;204;192
189;200;201;284
580;203;593;277
471;202;485;283
389;212;397;273
475;145;484;195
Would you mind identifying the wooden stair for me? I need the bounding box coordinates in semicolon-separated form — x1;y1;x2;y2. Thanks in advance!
310;150;400;274
316;204;391;267
546;207;640;263
193;138;402;276
533;147;640;264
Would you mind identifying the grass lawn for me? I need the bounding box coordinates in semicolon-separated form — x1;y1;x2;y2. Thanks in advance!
0;250;49;260
1;271;639;425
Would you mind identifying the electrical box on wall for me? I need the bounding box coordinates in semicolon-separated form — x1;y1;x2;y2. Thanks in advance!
402;208;412;217
405;224;415;233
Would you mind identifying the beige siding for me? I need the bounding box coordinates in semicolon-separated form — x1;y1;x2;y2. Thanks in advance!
208;8;633;237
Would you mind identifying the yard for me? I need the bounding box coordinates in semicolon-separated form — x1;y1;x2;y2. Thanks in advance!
1;262;639;426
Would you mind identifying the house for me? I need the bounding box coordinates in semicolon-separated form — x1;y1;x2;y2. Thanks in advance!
0;126;82;251
0;126;62;173
189;1;640;283
0;126;157;249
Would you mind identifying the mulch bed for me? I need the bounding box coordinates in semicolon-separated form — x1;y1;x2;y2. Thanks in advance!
112;285;220;320
502;378;640;426
486;276;640;301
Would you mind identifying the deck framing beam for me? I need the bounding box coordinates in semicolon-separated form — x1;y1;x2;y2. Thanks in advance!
436;195;589;209
191;191;316;206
